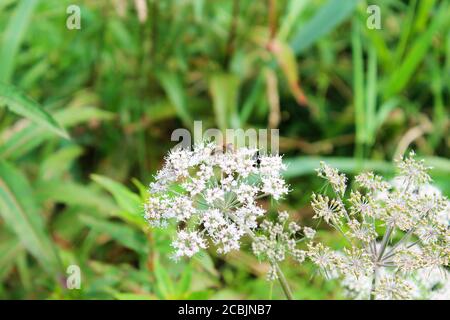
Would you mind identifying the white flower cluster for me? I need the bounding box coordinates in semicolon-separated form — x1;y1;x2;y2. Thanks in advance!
342;261;450;300
252;211;315;280
145;142;290;262
307;151;450;300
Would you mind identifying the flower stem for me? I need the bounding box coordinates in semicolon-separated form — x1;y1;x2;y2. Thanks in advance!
369;266;378;300
224;211;294;300
273;262;294;300
377;224;393;262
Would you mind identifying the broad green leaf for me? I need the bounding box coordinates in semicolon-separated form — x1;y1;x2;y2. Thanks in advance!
193;253;219;278
209;73;240;131
79;215;148;255
0;82;68;138
158;72;192;128
176;264;192;296
35;180;117;215
153;257;175;299
91;174;146;227
285;157;392;178
284;156;450;178
38;145;83;181
0;160;62;275
290;0;360;54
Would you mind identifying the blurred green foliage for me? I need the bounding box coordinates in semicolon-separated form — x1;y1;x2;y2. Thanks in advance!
0;0;448;299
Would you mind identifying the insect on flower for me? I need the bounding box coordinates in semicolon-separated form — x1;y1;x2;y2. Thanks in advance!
144;142;313;298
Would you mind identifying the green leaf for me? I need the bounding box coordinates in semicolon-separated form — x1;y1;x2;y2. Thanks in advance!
0;0;39;82
0;82;68;139
209;73;240;131
352;18;365;150
365;43;378;145
91;174;146;228
0;106;114;159
384;1;448;98
176;264;192;296
158;72;192;128
38;145;83;181
277;0;309;41
284;157;393;178
374;98;400;132
284;156;450;178
0;160;62;275
290;0;360;54
0;237;23;281
35;180;117;215
153;257;175;299
79;215;148;255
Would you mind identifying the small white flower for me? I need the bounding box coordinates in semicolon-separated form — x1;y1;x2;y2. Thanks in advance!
375;276;413;300
308;152;449;300
303;227;316;239
145;142;308;281
172;230;207;259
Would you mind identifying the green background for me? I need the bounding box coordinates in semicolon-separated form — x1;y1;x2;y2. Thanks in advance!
0;0;448;299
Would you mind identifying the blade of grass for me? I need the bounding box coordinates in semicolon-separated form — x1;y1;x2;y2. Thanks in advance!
290;0;359;54
374;98;400;132
0;0;39;83
366;42;377;146
384;1;448;99
209;73;240;131
0;106;113;159
239;72;264;124
393;0;417;64
413;0;436;32
0;83;69;139
0;160;62;275
351;17;365;159
158;72;193;129
277;0;309;41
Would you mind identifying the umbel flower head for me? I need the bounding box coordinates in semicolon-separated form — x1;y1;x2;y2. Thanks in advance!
307;151;449;300
144;142;308;280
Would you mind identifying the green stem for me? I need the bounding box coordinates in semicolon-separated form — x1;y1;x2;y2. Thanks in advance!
273;262;294;300
224;210;294;300
377;224;393;262
370;267;378;300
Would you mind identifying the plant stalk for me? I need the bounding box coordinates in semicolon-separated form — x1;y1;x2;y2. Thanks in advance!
225;210;294;300
370;266;378;300
273;262;294;300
